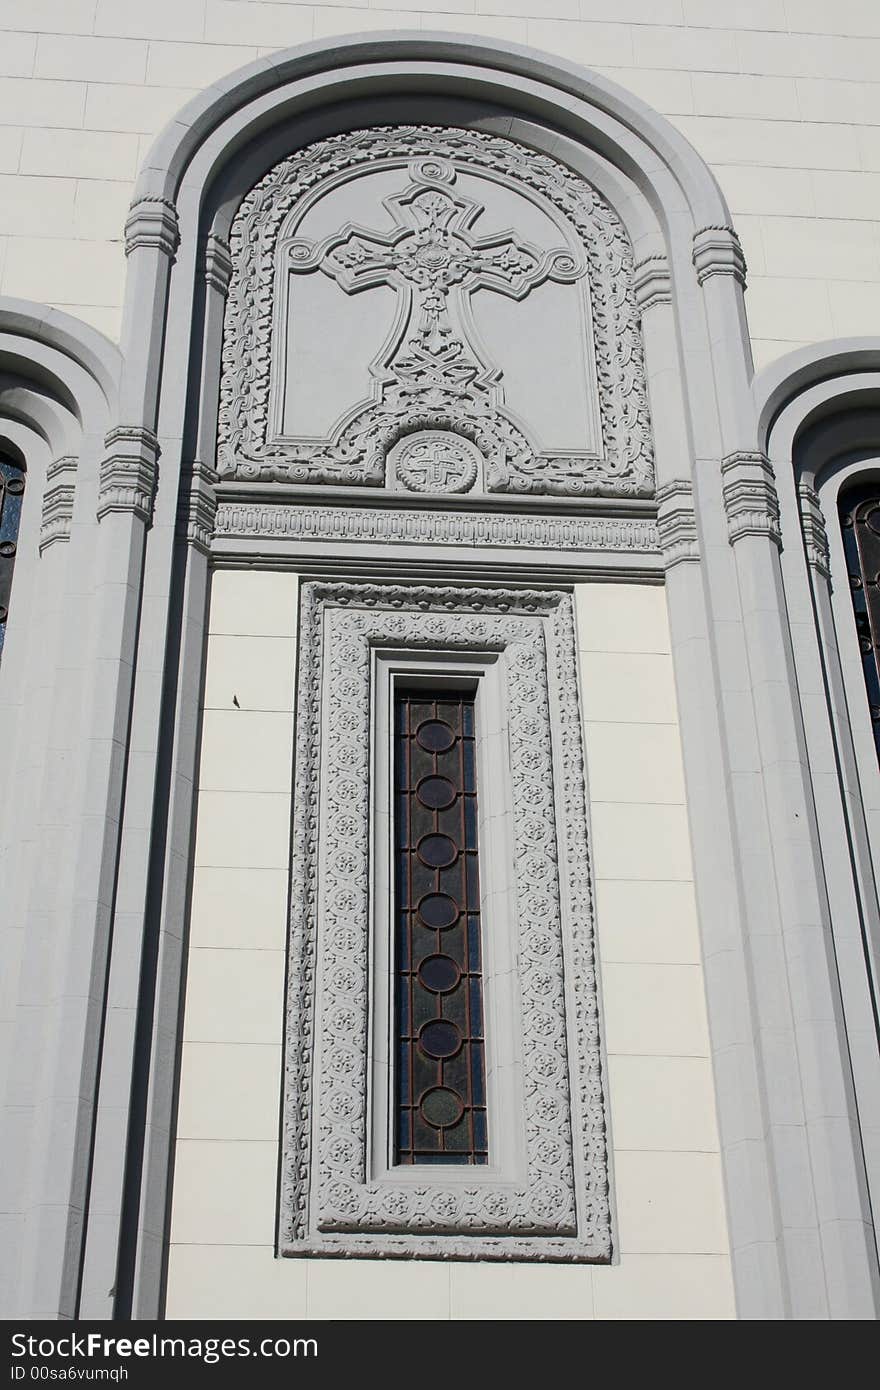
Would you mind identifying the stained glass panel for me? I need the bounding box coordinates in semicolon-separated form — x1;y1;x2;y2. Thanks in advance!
394;689;488;1165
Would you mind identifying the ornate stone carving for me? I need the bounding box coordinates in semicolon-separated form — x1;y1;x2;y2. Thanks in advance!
217;126;655;499
633;254;672;311
124;196;179;259
280;583;610;1261
692;225;747;287
721;451;782;548
97;426;159;524
212;501;660;555
391;430;480;493
40;455;77;552
798;481;831;579
655;479;700;568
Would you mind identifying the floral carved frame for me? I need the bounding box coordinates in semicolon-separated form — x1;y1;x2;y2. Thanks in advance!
279;581;611;1261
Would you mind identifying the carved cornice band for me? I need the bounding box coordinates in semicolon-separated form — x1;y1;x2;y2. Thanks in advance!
693;225;747;288
798;481;831;579
39;455;77;552
655;479;700;567
97;425;160;524
124;195;180;259
633;254;672;312
213;501;660;554
721;451;781;548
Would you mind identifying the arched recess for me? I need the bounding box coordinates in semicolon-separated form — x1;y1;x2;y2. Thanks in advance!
0;300;122;1322
757;342;880;1264
23;32;870;1323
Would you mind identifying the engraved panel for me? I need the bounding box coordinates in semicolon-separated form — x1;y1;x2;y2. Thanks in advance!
281;582;611;1261
218;127;654;499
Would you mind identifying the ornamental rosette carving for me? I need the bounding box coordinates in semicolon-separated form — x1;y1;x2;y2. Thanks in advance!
217;126;654;500
279;583;610;1261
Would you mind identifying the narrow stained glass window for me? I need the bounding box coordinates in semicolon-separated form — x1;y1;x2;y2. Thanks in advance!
840;482;880;764
394;689;488;1165
0;452;25;660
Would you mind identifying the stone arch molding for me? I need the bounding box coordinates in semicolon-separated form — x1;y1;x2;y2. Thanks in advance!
217;124;654;498
23;32;877;1322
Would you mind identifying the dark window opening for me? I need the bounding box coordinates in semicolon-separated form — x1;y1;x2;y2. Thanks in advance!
840;481;880;764
0;451;25;659
393;689;488;1165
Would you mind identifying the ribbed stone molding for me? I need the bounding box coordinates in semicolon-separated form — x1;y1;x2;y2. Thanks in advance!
177;460;218;553
692;225;747;288
39;455;77;551
655;478;700;567
721;450;782;547
97;425;160;523
204;234;233;296
798;480;832;579
124;196;180;259
633;254;672;311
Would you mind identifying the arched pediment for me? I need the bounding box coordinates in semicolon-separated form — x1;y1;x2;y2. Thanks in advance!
217;124;654;498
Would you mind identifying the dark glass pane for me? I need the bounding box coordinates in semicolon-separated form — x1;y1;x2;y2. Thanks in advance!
413;987;436;1031
436;702;461;733
420;1086;464;1128
467;916;481;972
410;799;434;840
418;953;460;993
473;1110;488;1153
417;775;456;810
840;483;880;762
393;687;488;1166
442;1115;470;1150
417;833;458;868
464;797;477;850
416;719;455;752
470;1044;486;1105
418;893;458;929
418;1019;462;1060
0;456;26;656
442;982;467;1031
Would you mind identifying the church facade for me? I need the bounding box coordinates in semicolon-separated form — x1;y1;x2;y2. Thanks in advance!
1;9;880;1321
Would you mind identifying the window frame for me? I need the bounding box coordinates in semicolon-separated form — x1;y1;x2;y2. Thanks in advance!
280;580;611;1262
370;652;521;1186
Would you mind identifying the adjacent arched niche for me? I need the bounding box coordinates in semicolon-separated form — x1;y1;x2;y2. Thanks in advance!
756;341;880;1258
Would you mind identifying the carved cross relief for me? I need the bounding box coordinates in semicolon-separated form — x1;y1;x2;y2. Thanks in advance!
217;126;656;498
284;157;582;496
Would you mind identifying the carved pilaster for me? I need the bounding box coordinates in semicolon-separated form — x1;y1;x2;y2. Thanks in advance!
798;481;831;579
655;479;700;568
721;451;781;548
177;460;218;553
692;225;747;288
97;426;160;524
633;254;672;312
204;233;233;296
39;455;77;552
124;196;179;259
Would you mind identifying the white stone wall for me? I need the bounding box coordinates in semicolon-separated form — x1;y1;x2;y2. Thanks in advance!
1;2;880;369
166;571;734;1320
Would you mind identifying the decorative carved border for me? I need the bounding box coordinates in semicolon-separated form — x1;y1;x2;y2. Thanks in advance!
280;582;611;1261
218;125;654;499
213;501;659;554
